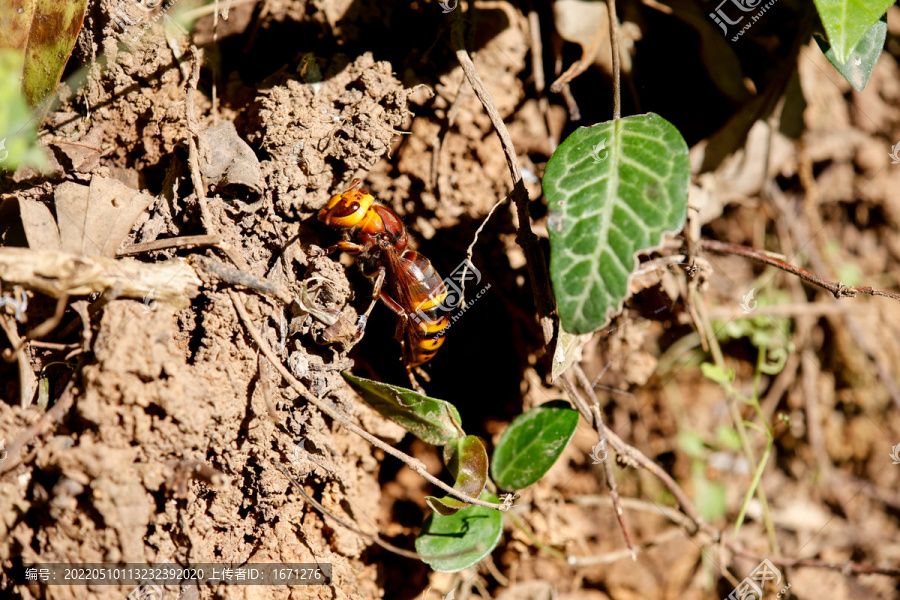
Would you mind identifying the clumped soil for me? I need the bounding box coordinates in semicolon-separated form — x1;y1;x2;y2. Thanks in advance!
2;1;900;599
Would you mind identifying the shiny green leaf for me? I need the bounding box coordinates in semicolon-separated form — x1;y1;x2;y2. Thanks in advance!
425;435;489;516
415;492;503;573
543;113;689;334
491;400;579;491
814;14;886;91
341;372;464;445
812;0;892;64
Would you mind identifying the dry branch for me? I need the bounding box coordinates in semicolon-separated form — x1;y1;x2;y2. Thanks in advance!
700;239;900;302
0;248;201;309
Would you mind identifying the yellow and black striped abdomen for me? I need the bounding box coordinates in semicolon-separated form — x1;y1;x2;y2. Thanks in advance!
399;250;452;367
406;308;450;367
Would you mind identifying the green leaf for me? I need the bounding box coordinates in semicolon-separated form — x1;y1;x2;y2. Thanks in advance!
491;400;579;491
814;14;886;91
0;50;48;172
341;372;464;445
0;0;89;121
812;0;893;64
760;347;788;375
677;429;707;460
692;465;727;522
543;113;690;334
425;435;489;516
415;492;503;573
716;426;742;451
700;362;734;385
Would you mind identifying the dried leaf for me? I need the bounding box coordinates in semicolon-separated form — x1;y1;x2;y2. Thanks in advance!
17;197;60;251
199;121;262;195
53;128;103;173
551;328;591;382
553;0;640;75
54;176;155;257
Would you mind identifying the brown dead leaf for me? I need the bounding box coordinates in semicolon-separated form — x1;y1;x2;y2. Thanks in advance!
199;121;262;196
54;176;155;257
52;128;103;173
17;197;60;251
552;0;641;91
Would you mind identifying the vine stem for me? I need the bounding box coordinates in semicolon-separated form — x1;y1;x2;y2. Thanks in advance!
226;289;508;511
451;11;556;344
700;239;900;302
607;0;621;119
569;366;635;556
694;292;780;554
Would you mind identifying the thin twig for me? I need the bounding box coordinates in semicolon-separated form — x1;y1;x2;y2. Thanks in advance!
24;295;70;342
588;415;891;579
0;314;37;407
600;424;713;538
27;341;80;350
4;292;75;381
728;544;900;577
524;0;556;151
571;366;634;556
185;46;213;232
227;289;507;511
706;302;866;320
568;495;696;531
700;239;900;302
451;8;556;344
459;193;509;307
118;234;222;256
568;528;684;566
192;255;292;304
606;0;621;119
693;292;779;554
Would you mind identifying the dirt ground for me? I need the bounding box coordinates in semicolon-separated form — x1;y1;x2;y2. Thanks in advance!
2;0;900;599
